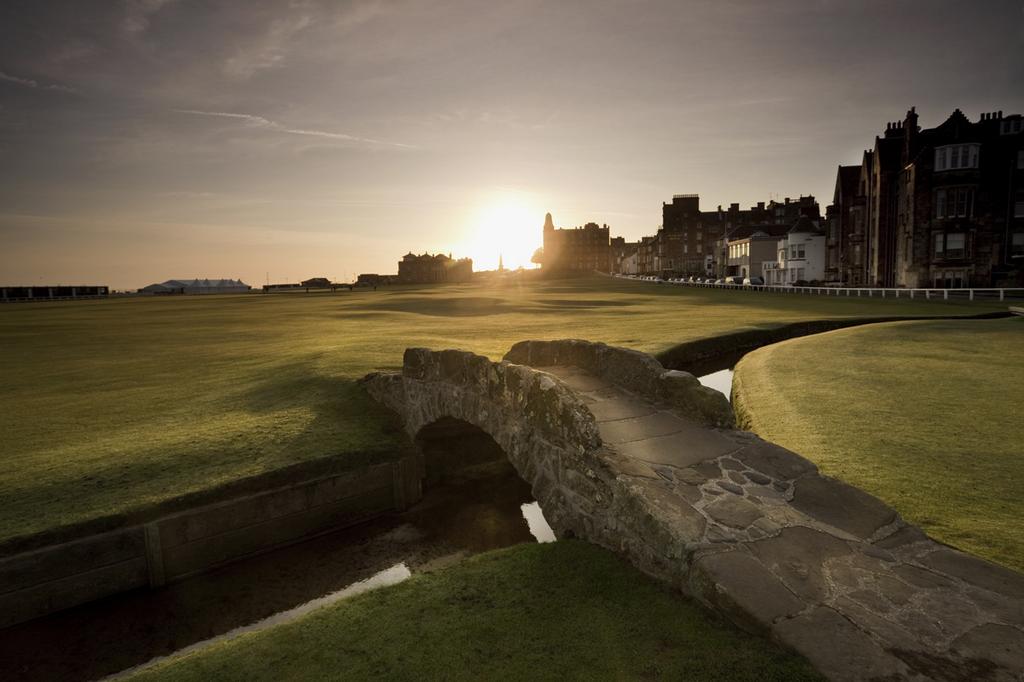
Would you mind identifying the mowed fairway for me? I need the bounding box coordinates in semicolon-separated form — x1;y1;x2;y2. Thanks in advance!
733;317;1024;571
0;276;996;545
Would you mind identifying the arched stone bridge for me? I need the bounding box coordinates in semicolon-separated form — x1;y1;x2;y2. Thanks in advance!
362;339;1023;682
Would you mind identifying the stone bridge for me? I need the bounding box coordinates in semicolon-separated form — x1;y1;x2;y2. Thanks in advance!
361;339;1023;682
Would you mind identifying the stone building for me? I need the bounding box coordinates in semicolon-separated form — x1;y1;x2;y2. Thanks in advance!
827;107;1024;287
397;253;473;284
541;213;611;273
653;194;820;278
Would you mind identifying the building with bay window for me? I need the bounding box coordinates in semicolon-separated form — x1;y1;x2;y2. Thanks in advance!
826;107;1023;288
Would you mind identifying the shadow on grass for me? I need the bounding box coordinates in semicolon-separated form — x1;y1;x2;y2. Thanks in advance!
346;296;528;317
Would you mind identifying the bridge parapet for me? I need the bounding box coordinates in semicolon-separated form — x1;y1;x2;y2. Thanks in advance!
505;339;734;428
363;341;1024;681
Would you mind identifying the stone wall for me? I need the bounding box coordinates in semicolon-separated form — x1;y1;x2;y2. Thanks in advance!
0;457;419;628
504;339;734;428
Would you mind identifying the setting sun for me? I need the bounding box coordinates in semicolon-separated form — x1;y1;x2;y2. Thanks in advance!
458;193;543;271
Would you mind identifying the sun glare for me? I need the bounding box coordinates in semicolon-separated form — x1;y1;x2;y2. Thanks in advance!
460;194;543;271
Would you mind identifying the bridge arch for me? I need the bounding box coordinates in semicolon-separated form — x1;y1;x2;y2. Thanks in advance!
361;339;1024;680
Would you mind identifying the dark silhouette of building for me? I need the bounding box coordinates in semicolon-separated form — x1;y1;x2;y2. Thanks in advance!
827;107;1023;287
651;194;820;277
541;213;611;273
398;253;473;284
357;273;395;286
610;236;640;274
1;285;109;301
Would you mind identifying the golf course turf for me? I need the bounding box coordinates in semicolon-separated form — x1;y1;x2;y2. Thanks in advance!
125;540;824;682
733;316;1024;572
0;276;1001;547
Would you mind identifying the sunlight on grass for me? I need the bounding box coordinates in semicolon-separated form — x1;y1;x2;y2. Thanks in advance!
733;317;1024;571
0;276;997;543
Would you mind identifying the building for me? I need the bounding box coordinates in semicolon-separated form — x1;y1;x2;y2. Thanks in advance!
397;253;473;284
652;194;821;278
139;278;250;295
610;237;640;274
541;213;611;273
300;277;332;289
827;107;1024;287
1;285;109;301
356;273;395;286
825;165;868;285
720;224;792;279
763;218;827;285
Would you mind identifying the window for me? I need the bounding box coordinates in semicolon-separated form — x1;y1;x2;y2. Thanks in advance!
1016;201;1024;218
934;144;980;171
934;187;974;218
696;244;702;254
934;233;944;256
1012;233;1024;256
946;233;966;258
1002;119;1023;135
1018;150;1024;169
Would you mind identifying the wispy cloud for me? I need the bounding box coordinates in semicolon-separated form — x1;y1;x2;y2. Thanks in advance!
173;109;414;148
0;71;79;94
123;0;177;34
223;13;312;80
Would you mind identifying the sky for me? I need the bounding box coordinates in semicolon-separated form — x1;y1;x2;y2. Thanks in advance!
1;0;1022;288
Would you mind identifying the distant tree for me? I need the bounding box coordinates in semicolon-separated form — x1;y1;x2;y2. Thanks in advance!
531;247;544;265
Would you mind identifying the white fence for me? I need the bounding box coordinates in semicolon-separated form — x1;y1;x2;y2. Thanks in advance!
617;275;1024;303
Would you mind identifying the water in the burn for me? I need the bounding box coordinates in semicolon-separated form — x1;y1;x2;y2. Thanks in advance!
0;459;553;682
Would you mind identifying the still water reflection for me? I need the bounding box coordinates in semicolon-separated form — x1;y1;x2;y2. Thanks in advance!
697;367;735;401
0;461;553;682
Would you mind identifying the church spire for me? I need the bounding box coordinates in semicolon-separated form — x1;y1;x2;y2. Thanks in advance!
498;253;504;271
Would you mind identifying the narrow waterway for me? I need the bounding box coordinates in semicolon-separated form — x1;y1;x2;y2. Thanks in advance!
0;460;553;682
690;349;745;401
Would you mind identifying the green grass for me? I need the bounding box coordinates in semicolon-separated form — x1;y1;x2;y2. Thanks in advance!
732;317;1024;572
127;540;823;682
0;276;995;545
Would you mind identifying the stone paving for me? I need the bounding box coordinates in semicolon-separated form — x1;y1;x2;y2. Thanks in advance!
363;340;1024;682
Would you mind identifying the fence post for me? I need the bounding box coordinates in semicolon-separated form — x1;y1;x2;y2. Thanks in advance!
1000;289;1004;302
944;290;949;301
969;289;974;301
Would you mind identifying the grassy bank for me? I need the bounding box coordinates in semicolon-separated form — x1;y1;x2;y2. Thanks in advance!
127;540;822;681
0;276;995;545
732;317;1024;571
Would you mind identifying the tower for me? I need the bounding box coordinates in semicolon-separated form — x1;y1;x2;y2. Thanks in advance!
498;253;504;272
